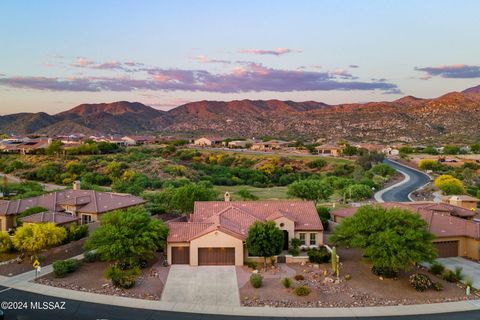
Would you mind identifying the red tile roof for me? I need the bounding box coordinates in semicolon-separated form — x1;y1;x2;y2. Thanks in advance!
21;211;79;225
331;202;480;240
168;200;322;243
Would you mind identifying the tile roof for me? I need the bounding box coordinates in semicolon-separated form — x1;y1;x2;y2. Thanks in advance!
168;200;322;243
0;190;145;216
331;202;480;240
21;211;79;225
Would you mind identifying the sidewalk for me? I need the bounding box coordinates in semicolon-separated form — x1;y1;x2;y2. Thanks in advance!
0;255;479;317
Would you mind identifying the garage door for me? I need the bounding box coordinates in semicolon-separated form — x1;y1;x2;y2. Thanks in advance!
434;241;458;258
198;248;235;265
171;246;190;264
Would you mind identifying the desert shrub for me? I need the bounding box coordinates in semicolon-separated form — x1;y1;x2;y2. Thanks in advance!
409;273;432;292
84;251;99;263
293;285;311;296
244;260;258;270
288;247;300;256
371;266;397;278
250;273;263;288
345;274;352;281
308;159;327;169
464;277;473;288
281;277;292;288
105;265;140;289
429;261;445;275
65;224;89;243
432;281;443;291
441;269;457;282
0;232;13;253
53;259;81;277
307;247;331;264
294;274;305;281
454;266;464;281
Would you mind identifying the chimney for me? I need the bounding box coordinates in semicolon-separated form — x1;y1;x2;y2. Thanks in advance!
224;191;231;202
73;180;81;191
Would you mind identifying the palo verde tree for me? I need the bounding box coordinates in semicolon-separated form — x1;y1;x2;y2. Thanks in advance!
287;179;334;205
84;206;169;266
434;174;465;195
330;205;437;277
246;221;284;269
12;223;67;254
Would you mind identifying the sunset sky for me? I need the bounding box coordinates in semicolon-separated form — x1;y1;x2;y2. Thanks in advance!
1;0;480;114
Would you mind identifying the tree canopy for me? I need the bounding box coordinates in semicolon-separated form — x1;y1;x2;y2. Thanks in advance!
246;221;284;267
287;179;333;204
84;207;169;265
330;205;437;275
434;174;465;195
12;223;66;253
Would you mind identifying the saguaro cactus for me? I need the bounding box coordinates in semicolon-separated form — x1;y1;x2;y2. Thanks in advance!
331;246;338;276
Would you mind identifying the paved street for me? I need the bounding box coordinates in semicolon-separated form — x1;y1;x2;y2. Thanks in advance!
162;265;240;306
438;257;480;289
377;159;431;202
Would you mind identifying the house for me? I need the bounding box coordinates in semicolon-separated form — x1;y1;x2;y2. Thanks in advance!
121;135;159;146
442;195;479;212
17;139;52;154
354;143;384;153
21;211;79;227
382;146;400;156
250;140;289;151
193;136;223;147
331;202;480;260
0;181;145;232
166;194;323;266
315;144;344;157
227;140;250;148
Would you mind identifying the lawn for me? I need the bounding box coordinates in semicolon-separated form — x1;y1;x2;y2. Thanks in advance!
213;185;292;200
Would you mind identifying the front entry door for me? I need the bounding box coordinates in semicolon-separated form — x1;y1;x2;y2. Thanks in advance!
283;230;289;250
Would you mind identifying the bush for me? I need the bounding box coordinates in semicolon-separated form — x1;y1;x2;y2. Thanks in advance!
288;247;300;256
454;266;464;281
53;259;81;277
245;260;258;270
65;224;89;243
294;274;305;281
307;247;331;263
464;277;473;288
250;273;263;288
429;261;445;275
84;251;99;263
371;266;397;278
0;232;13;253
281;277;292;288
409;273;432;292
293;285;311;296
432;281;443;291
308;159;327;169
105;265;140;289
441;269;457;282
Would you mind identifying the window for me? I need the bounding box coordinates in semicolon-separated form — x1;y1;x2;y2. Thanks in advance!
299;233;306;245
82;214;92;224
310;233;316;245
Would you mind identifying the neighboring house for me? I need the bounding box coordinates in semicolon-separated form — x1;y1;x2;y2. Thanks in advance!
121;135;159;146
331;202;480;260
250;140;289;151
21;211;79;227
382;146;400;156
0;181;145;232
227;140;249;148
315;144;344;156
354;143;384;153
17;139;52;154
167;194;323;266
442;195;479;212
193;136;223;147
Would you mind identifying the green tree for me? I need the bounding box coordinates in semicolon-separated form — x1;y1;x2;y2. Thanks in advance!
246;221;284;268
12;223;66;254
287;179;333;204
330;205;437;276
0;231;13;253
171;183;218;213
45;141;63;156
370;163;395;177
237;188;259;200
471;143;480;154
85;207;169;265
343;184;373;201
434;175;465;195
316;206;331;229
422;146;438;155
342;144;358;156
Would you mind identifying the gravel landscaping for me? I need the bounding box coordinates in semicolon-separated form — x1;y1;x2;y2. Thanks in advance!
35;252;169;300
238;247;478;308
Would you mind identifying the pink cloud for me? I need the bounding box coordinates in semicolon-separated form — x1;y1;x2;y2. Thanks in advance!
238;48;299;56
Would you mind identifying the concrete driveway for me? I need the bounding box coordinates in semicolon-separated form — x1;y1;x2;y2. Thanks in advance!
437;257;480;289
162;265;240;306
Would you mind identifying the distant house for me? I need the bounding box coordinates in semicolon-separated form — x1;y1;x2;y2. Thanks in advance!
0;181;145;232
166;194;323;266
331;202;480;260
315;144;344;157
227;140;251;148
442;195;479;212
250;140;289;151
354;143;383;153
382;146;400;156
193;136;223;147
0;138;51;154
122;135;159;146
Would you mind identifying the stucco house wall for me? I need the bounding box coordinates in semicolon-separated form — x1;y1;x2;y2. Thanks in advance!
190;230;244;266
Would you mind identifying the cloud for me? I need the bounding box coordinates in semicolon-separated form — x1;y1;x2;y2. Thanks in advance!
71;58;143;72
414;64;480;78
238;48;299;56
0;63;399;94
349;64;359;68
